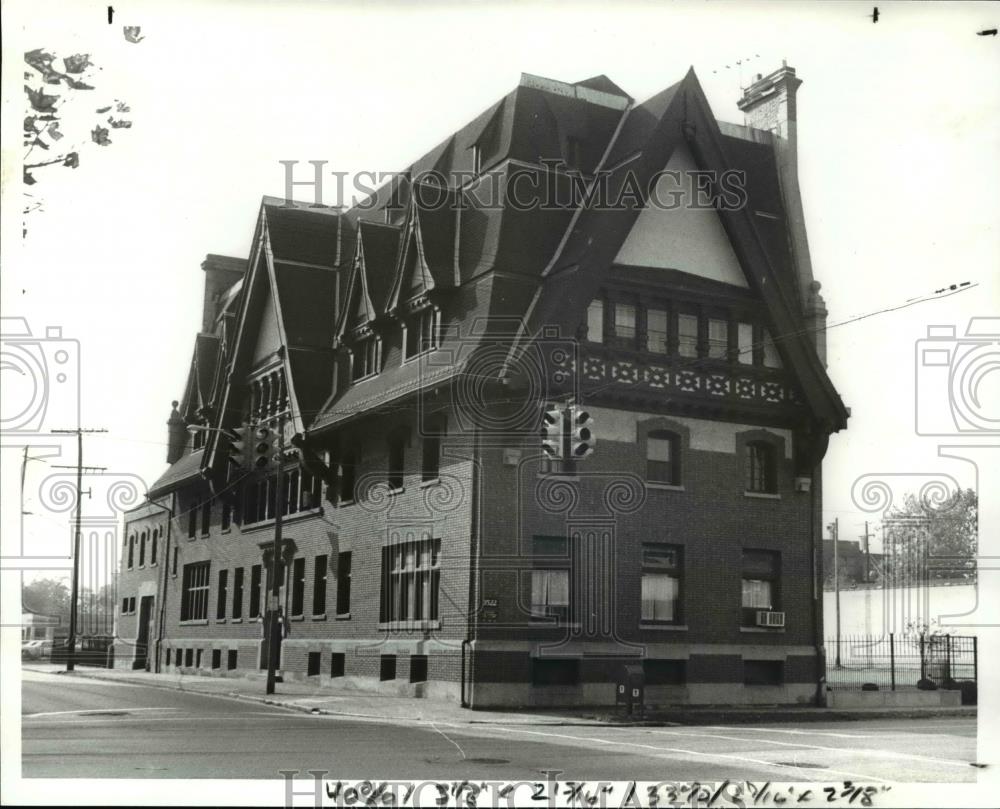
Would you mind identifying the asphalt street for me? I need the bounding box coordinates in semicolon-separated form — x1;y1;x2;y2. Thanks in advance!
21;668;978;782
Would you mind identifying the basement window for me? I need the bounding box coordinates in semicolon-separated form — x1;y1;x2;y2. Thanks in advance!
531;658;579;687
380;654;397;681
409;654;428;683
744;659;784;686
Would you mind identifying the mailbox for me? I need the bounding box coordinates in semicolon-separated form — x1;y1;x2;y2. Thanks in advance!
616;664;645;715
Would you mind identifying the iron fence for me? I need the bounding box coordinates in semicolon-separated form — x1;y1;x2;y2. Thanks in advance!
825;633;977;694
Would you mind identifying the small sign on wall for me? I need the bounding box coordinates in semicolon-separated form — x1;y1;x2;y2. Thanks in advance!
481;597;499;622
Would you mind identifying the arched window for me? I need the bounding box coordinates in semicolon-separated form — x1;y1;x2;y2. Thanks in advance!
151;528;159;565
138;531;147;567
127;534;135;569
646;431;681;485
745;441;777;494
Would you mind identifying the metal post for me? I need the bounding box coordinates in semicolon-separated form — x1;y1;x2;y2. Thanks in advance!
946;634;952;683
832;518;841;667
919;633;926;681
973;636;978;685
66;430;83;672
265;413;285;696
889;632;896;691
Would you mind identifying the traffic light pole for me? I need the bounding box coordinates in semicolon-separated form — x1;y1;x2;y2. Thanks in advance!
265;413;285;696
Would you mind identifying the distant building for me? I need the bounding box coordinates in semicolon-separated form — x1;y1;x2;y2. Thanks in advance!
116;65;847;706
822;539;882;587
21;609;61;642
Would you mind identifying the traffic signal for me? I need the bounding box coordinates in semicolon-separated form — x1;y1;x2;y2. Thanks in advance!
569;406;596;459
540;406;563;459
228;423;253;468
252;424;277;470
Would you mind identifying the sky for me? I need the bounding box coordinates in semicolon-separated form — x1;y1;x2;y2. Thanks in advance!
2;0;998;582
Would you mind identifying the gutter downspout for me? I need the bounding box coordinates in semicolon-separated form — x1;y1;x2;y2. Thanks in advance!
461;424;481;709
812;463;826;706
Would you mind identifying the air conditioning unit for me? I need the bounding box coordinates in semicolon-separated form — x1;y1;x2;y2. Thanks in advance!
756;610;785;628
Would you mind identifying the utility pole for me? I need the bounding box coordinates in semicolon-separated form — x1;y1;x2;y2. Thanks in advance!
265;413;285;696
860;521;873;584
828;517;841;667
51;428;107;672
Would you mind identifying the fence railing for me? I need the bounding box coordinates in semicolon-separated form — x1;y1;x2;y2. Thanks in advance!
824;633;977;692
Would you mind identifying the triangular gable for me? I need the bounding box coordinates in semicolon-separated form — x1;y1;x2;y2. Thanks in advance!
252;283;283;364
337;236;378;337
614;141;748;288
386;212;435;314
515;68;848;432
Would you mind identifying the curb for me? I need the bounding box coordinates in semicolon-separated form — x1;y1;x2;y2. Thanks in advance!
47;669;976;728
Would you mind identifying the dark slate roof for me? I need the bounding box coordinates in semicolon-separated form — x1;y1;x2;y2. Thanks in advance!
148;449;204;499
263;200;341;267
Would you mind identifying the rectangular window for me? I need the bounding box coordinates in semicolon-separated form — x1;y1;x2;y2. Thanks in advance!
742;549;780;626
313;554;328;616
138;535;146;567
221;501;231;531
127;536;135;569
614;302;636;341
200;502;211;536
151;531;158;566
187;506;197;539
249;564;262;618
707;318;728;360
216;569;228;620
232;567;244;620
422;428;442;482
352;337;379;381
212;649;221;669
175;648;182;667
291;557;306;617
530;569;570;621
388;436;405;491
646;432;679;485
737;322;754;364
405;309;437;358
336;552;352;615
307;651;321;677
380;654;397;681
339;453;357;503
380;539;439;623
762;329;782;368
586;300;604;343
184;648;193;667
531;658;579;686
196;649;203;668
641;544;682;624
646;309;668;354
331;653;345;678
678;314;699;357
409;654;428;683
745;442;777;494
172;547;178;576
227;649;238;670
181;561;210;621
744;659;784;686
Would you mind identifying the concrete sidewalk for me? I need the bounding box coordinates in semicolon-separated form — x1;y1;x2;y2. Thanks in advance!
25;665;977;727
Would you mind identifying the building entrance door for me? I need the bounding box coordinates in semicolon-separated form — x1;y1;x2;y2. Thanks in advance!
135;596;154;670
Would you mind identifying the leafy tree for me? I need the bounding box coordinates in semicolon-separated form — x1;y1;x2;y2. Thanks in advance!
885;488;977;582
23;34;139;219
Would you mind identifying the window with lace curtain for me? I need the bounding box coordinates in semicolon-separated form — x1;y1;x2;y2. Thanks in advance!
641;544;683;624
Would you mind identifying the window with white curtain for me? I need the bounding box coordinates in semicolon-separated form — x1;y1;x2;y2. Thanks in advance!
640;544;682;624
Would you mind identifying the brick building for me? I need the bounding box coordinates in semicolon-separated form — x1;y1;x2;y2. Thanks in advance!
116;65;848;707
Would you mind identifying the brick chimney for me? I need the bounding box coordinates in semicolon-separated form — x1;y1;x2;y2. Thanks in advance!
200;254;246;333
737;63;827;364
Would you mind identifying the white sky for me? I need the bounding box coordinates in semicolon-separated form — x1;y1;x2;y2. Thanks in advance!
2;0;999;571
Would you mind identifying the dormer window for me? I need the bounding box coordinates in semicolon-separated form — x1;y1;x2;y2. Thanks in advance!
352;336;380;382
404;308;438;359
248;368;288;423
